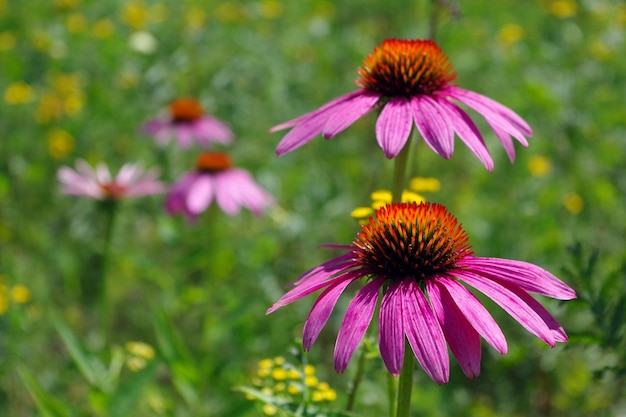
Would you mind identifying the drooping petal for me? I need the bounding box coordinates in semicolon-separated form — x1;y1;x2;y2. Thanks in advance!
334;277;384;373
427;279;482;378
194;117;234;145
290;252;356;287
275;91;367;155
412;95;454;159
186;174;215;214
323;92;379;139
303;278;354;350
267;268;363;314
270;90;365;133
457;271;563;347
375;98;413;159
174;125;194;149
444;86;532;139
435;276;507;354
437;99;494;171
486;120;517;162
458;257;577;300
378;280;405;376
402;279;449;384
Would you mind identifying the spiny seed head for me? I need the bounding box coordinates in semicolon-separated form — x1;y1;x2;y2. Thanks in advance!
195;152;232;172
169;98;204;123
356;39;456;98
353;202;472;281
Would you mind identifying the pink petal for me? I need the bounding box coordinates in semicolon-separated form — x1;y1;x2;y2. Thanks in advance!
427;279;482;378
194;117;234;145
437;99;494;171
334;277;384;373
457;257;577;300
290;252;356;287
379;280;406;376
375;98;413;159
267;268;363;314
174;125;194;149
412;96;454;159
445;86;532;139
435;277;507;354
402;279;449;384
457;271;563;347
322;93;379;139
486;120;517;162
302;278;354;350
186;174;214;214
270;90;365;133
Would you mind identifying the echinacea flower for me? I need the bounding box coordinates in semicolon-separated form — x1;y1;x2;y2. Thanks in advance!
142;98;233;148
57;159;165;200
271;39;532;170
165;152;274;220
267;202;575;383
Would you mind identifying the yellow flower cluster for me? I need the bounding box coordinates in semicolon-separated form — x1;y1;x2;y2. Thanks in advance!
249;357;337;415
0;275;31;315
124;341;156;372
351;176;441;223
36;72;85;123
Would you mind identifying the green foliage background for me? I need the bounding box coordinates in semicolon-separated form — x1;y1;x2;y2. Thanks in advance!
1;0;625;416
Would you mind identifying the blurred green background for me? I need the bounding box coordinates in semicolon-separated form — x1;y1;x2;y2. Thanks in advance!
1;0;625;416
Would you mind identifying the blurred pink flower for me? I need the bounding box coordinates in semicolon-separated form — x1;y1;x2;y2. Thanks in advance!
271;39;532;170
58;160;165;200
267;202;575;383
166;152;274;220
142;98;233;148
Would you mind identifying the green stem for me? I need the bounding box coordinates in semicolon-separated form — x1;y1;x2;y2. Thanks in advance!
345;341;367;412
396;339;415;417
391;138;412;202
388;371;398;417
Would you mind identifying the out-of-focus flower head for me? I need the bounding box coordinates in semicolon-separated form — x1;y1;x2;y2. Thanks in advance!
268;202;576;382
57;159;166;200
142;98;233;149
271;39;532;170
165;152;274;220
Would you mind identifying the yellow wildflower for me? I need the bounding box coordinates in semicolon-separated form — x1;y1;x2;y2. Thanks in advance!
66;13;88;33
564;193;583;214
121;1;149;30
527;155;552;178
0;31;16;51
262;404;278;416
92;19;115;39
10;285;31;304
305;375;318;387
271;368;287;381
498;24;525;47
185;6;207;30
4;81;34;105
260;0;283;19
125;341;155;359
549;0;578;19
409;176;441;193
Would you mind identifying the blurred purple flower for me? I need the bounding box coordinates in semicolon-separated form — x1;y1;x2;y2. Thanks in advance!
271;39;532;170
267;202;575;383
166;152;274;220
142;98;233;149
58;159;165;200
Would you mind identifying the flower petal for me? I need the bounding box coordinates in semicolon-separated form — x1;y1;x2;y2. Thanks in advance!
445;86;532;139
334;277;384;373
435;276;507;354
457;257;577;300
323;92;379;139
375;98;413;159
437;99;494;171
412;95;454;159
427;279;482;378
379;280;405;376
402;279;449;383
457;271;564;347
186;174;214;214
267;267;363;314
303;278;354;350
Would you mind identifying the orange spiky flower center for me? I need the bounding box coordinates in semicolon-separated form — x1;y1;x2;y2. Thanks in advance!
195;152;232;172
101;183;126;198
353;202;472;281
356;39;457;98
169;98;204;123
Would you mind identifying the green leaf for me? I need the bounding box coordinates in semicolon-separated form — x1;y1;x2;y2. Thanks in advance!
52;313;112;391
152;309;192;363
108;358;160;417
18;368;70;417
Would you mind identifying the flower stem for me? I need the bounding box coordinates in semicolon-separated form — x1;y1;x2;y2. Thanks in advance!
396;339;415;417
391;138;412;203
388;371;398;417
345;341;367;412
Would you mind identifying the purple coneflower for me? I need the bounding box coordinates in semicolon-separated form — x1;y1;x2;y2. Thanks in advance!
143;98;233;148
165;152;274;220
267;202;575;383
271;39;532;170
58;159;165;200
